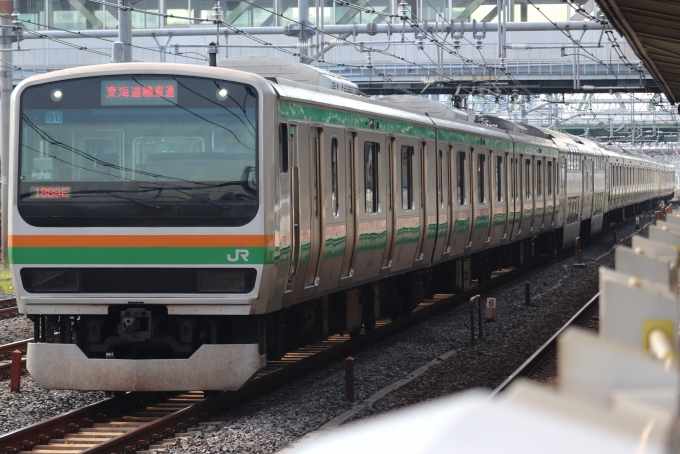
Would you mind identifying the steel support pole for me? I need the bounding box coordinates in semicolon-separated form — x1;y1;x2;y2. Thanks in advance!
298;0;309;63
0;1;12;266
119;0;132;62
497;0;502;61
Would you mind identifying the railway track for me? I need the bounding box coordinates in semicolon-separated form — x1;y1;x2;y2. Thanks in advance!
490;292;600;396
0;218;636;454
0;297;17;319
0;339;29;376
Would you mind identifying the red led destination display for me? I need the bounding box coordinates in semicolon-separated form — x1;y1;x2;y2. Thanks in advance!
31;186;71;199
101;80;177;106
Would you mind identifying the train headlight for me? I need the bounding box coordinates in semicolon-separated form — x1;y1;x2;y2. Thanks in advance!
50;89;63;102
21;269;81;293
216;88;229;100
196;269;254;293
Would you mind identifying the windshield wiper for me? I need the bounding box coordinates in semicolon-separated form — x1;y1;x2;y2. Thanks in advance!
142;185;231;211
71;190;162;210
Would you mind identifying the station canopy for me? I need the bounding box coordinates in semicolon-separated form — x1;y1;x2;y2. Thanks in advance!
598;0;680;104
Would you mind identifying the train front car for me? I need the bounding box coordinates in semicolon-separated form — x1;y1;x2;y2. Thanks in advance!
9;64;281;391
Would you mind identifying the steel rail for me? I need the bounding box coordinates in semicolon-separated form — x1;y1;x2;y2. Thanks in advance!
0;297;16;308
0;306;18;318
0;393;170;454
490;292;600;397
1;216;636;454
80;218;637;454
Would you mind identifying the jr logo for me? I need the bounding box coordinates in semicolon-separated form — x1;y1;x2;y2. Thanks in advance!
227;249;249;262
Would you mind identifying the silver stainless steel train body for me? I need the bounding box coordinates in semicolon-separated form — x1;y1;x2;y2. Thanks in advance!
9;59;674;391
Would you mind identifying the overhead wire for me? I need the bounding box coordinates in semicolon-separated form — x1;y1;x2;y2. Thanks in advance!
6;15;208;62
525;0;679;138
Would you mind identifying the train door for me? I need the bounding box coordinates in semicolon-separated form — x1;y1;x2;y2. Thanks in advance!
534;155;545;231
317;128;348;292
581;158;593;220
418;139;438;264
517;154;534;239
432;146;450;262
339;131;357;284
556;156;566;227
392;138;421;273
488;151;507;246
353;130;388;282
302;126;324;294
380;136;397;274
287;125;311;300
276;123;294;303
545;157;555;228
605;161;610;209
449;145;472;256
469;146;491;251
506;154;519;240
415;140;436;265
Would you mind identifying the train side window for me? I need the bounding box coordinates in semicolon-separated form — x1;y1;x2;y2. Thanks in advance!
495;155;503;202
536;160;543;198
401;145;414;210
278;123;289;173
547;161;553;197
513;158;519;200
364;142;379;213
439;149;445;208
524;158;531;200
348;137;353;214
477;153;486;203
331;138;339;218
312;133;320;217
457;151;466;205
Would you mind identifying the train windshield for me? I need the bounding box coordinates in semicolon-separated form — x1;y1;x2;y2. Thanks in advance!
17;75;258;227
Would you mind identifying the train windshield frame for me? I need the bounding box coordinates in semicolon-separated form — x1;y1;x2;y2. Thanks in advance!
17;75;259;227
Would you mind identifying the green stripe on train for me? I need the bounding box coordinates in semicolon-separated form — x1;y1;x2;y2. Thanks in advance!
453;218;470;234
474;215;489;230
278;102;435;139
396;225;420;245
358;230;387;253
426;223;438;240
324;236;347;260
9;247;268;265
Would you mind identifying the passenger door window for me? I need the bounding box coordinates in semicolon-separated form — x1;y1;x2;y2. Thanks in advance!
524;158;532;200
278;123;288;173
365;142;379;213
401;145;414;210
331;138;339;217
477;153;486;203
457;151;466;205
495;155;503;202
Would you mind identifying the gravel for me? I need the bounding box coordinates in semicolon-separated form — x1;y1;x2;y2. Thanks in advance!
0;223;638;451
0;375;105;434
0;292;106;435
159;222;638;454
0;315;32;346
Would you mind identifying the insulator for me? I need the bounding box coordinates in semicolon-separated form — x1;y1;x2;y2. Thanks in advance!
294;42;315;49
327;40;347;47
507;43;529;50
581;85;595;90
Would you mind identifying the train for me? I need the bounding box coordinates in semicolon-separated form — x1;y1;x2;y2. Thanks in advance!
9;57;674;391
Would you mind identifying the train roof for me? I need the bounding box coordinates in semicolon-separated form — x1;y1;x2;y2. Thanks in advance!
15;60;673;171
376;95;471;122
216;56;362;95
